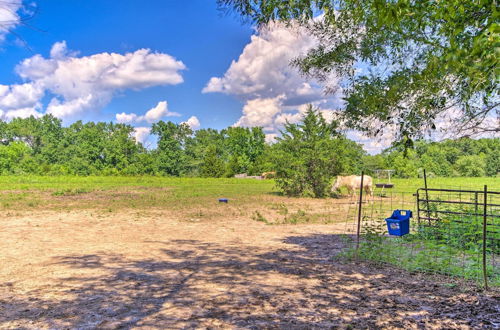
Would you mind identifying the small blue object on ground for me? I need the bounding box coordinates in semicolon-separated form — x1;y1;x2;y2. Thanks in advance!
218;198;229;203
385;209;412;236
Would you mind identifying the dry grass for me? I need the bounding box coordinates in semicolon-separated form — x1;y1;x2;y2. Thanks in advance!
0;177;499;328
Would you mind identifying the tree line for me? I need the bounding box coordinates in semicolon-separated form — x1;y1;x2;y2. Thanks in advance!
0;109;498;183
367;138;499;178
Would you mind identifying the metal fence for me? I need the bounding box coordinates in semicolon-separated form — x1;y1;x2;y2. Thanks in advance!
341;173;499;289
415;186;499;289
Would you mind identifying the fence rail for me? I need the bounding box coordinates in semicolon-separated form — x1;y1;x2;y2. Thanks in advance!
414;186;498;290
347;177;499;290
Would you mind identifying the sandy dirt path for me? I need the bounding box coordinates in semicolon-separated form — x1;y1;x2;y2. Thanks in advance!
0;209;498;329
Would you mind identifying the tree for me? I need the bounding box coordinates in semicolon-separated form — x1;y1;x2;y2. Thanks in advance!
380;137;499;177
0;141;31;174
455;155;486;177
273;105;359;197
219;0;499;142
184;128;225;176
222;126;266;176
200;145;226;177
484;139;500;176
151;121;192;176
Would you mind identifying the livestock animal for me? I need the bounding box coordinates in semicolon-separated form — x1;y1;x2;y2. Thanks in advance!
332;175;373;198
261;171;276;179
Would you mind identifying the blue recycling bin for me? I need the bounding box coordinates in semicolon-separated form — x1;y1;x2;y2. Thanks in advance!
385;210;412;236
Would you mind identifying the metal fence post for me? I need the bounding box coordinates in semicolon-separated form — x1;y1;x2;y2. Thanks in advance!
416;191;420;227
483;185;489;290
423;169;431;225
356;172;365;255
475;192;479;217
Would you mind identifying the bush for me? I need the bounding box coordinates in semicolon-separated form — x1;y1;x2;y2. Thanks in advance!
272;106;364;197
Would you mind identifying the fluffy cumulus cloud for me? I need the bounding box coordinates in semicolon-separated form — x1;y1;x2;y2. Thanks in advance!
0;0;23;42
235;96;283;129
0;41;186;121
0;106;42;121
116;101;180;124
133;127;152;144
0;83;44;111
203;21;343;137
182;116;200;130
202;22;320;103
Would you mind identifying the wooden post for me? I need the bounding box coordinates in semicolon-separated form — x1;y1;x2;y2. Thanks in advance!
356;172;365;255
482;185;489;290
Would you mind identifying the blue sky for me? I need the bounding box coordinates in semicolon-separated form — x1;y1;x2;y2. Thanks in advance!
0;0;392;152
1;1;255;127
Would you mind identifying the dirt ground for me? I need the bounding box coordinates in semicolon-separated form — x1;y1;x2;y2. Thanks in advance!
0;206;499;329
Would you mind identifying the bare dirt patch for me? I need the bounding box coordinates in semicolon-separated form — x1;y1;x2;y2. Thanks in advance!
0;209;498;329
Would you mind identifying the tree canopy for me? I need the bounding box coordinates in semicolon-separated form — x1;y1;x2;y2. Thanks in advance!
219;0;499;143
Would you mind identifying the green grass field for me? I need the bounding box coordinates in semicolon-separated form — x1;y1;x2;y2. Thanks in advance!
389;177;500;193
0;176;498;212
0;175;498;193
0;175;497;225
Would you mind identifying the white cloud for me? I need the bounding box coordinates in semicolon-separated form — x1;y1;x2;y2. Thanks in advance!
182;116;200;130
47;94;94;119
0;41;186;121
115;100;180;124
49;40;73;59
235;96;283;129
265;133;278;144
203;22;321;103
0;107;43;121
144;101;180;123
116;112;139;124
203;21;342;136
346;105;500;154
0;83;44;110
0;0;22;42
133;126;151;144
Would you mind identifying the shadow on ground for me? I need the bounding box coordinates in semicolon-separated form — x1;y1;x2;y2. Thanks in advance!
0;234;498;328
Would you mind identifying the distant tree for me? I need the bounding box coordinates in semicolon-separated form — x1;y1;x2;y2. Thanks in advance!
222;126;265;176
151;121;192;176
0;115;496;178
383;148;419;178
362;154;386;175
485;142;500;176
200;145;226;177
415;142;453;177
219;0;499;142
455;155;486;177
101;123;142;171
0;141;31;174
185;128;225;175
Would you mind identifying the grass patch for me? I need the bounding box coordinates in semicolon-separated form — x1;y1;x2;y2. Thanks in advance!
52;187;93;196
